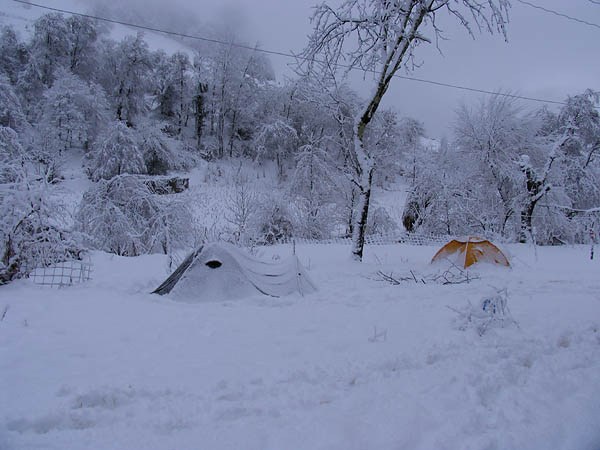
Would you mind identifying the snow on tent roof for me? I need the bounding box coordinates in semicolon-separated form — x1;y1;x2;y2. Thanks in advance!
152;242;317;302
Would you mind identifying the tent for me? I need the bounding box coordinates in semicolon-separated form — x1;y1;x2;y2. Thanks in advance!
152;242;316;301
431;237;510;269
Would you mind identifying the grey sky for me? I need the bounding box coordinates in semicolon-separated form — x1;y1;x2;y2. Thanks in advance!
196;0;600;138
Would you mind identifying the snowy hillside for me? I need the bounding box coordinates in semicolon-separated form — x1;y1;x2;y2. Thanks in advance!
2;243;600;449
0;0;196;57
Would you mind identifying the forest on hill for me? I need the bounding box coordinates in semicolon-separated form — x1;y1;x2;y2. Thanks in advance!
1;5;599;283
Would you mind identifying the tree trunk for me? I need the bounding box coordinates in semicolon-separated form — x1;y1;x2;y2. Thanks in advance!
519;202;536;243
217;112;225;159
195;82;207;150
228;109;238;158
178;70;184;137
519;162;548;243
351;161;374;261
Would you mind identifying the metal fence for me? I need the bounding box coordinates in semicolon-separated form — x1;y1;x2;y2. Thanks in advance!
29;257;93;287
277;233;449;247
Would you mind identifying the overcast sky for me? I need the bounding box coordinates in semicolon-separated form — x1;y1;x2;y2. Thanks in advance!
192;0;600;138
4;0;599;138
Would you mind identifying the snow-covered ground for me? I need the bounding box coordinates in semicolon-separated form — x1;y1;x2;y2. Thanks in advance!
2;243;599;450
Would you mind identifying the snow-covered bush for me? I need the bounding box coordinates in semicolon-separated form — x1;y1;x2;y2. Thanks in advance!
0;126;25;183
450;289;518;337
254;195;294;245
289;138;343;239
224;180;260;246
89;121;147;181
254;119;298;180
0;74;27;131
367;206;398;236
136;121;182;175
289;198;339;240
0;127;81;283
76;175;195;256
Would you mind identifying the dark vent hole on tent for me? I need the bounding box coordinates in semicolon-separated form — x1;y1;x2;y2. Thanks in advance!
205;260;222;269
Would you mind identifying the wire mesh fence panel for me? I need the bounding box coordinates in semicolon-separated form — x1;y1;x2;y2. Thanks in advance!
274;233;449;247
29;257;93;287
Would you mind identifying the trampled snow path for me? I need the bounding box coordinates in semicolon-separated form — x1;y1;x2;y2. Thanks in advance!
1;244;599;449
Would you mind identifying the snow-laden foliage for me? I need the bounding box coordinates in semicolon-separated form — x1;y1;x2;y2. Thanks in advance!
0;74;27;131
136;120;189;175
0;126;81;283
100;33;152;126
152;51;191;138
254;194;294;245
89;121;147;181
0;25;26;85
289;138;344;239
224;179;261;246
300;0;510;260
223;179;294;246
255;119;298;181
38;68;109;153
404;92;600;244
0;6;597;279
76;175;195;256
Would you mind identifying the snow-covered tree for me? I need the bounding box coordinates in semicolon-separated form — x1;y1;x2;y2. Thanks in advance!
0;126;80;283
37;69;109;153
290;135;342;239
136;120;182;175
0;75;27;131
0;26;27;85
453;94;533;238
398;117;426;185
255;118;298;181
66;15;100;78
152;51;192;137
529;90;600;243
301;0;510;260
224;178;260;245
555;90;600;210
0;126;26;183
254;193;294;245
27;13;70;86
191;29;275;159
101;33;152;126
17;13;70;111
76;175;195;256
89;121;146;181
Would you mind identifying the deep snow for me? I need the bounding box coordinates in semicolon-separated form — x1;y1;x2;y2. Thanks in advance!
2;243;599;450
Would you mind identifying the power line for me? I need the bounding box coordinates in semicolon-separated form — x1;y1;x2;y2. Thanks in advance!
515;0;600;30
4;0;588;109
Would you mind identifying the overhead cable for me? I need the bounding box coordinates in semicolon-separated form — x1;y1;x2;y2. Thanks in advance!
515;0;600;30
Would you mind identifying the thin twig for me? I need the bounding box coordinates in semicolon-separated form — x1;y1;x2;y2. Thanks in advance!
409;270;418;283
1;305;8;322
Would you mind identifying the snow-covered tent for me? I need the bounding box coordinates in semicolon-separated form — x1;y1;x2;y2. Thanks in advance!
431;236;510;269
152;242;317;301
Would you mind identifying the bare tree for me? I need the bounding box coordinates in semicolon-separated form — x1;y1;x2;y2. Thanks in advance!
301;0;510;261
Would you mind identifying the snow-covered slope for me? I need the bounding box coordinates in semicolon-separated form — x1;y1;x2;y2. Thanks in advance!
0;0;196;57
1;243;599;449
